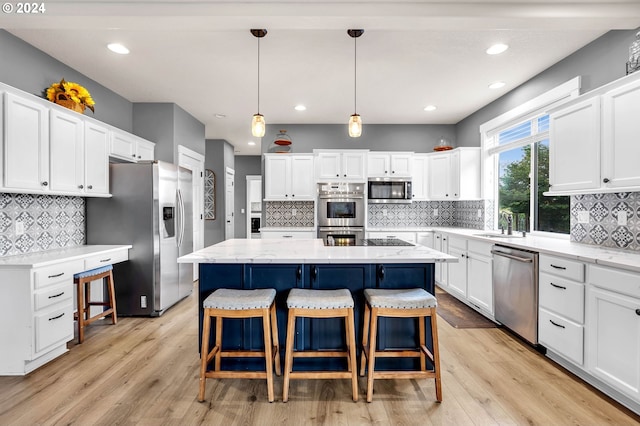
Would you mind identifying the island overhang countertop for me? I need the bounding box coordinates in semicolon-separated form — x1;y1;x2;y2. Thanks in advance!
178;238;457;264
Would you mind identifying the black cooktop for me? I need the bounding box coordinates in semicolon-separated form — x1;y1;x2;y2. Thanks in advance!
360;238;414;246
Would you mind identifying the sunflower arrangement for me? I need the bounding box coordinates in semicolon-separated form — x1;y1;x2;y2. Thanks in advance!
45;78;95;113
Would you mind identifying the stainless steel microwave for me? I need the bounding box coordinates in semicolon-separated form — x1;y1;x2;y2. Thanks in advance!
367;178;412;204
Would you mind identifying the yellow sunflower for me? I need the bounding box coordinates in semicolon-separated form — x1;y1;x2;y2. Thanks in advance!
45;78;95;113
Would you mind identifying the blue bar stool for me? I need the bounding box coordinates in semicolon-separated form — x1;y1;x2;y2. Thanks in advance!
73;265;117;343
359;288;442;402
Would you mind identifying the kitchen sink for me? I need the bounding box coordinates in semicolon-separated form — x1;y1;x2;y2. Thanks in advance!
473;232;525;239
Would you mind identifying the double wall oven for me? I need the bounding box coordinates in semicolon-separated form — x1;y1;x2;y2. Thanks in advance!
317;182;365;246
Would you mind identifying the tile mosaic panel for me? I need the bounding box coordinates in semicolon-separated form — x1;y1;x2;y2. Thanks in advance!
265;201;315;227
0;193;85;257
570;192;640;251
454;200;487;230
368;201;456;228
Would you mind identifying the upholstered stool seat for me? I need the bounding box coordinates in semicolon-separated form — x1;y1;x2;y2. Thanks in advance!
283;288;358;402
360;288;442;403
198;288;281;402
73;264;117;344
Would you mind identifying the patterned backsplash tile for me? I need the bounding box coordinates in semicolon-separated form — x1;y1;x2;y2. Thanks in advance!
368;201;455;228
570;192;640;251
0;193;85;257
265;201;315;227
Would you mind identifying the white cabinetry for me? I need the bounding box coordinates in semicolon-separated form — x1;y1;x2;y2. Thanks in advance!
427;148;480;200
260;229;316;239
538;254;586;366
83;122;110;195
466;240;493;315
49;108;84;193
109;130;155;163
367;152;413;177
411;154;428;200
416;231;434;248
587;265;640;403
433;232;448;287
314;150;366;181
447;236;468;298
366;231;416;244
264;154;315;201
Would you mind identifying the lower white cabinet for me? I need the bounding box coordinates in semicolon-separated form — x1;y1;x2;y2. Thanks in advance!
447;236;467;298
416;231;434;247
433;232;448;287
446;236;493;316
260;229;316;239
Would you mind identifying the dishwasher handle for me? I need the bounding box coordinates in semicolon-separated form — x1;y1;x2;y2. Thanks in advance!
491;250;534;263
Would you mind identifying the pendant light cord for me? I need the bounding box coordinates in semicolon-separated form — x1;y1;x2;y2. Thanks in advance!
353;35;357;114
257;36;261;115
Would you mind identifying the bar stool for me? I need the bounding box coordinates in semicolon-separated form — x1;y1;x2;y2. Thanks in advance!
74;265;117;344
359;288;442;403
282;288;358;402
198;288;281;402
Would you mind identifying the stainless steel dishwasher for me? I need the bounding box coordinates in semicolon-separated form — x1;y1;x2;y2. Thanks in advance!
491;245;539;345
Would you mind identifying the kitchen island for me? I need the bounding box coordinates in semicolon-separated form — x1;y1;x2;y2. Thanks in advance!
179;238;456;370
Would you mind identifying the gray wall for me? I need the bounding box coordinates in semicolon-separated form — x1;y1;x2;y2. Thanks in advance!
0;30;133;132
204;140;235;246
173;104;206;158
262;124;456;154
456;29;638;146
233;156;262;238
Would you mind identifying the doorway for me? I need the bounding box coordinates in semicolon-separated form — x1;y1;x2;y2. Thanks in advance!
225;167;235;239
246;175;262;239
178;145;205;280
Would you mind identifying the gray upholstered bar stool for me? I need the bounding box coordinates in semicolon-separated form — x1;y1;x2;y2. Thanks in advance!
198;288;281;402
282;288;358;402
359;288;442;403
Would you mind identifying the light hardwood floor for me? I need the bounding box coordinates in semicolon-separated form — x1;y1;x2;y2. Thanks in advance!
1;284;638;426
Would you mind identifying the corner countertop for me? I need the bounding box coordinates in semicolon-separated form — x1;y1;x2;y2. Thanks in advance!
178;238;457;265
0;245;133;269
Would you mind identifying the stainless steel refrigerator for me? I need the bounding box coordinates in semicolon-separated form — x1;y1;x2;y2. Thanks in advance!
86;161;193;316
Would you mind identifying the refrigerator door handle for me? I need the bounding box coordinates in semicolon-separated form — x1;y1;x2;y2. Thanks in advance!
176;189;182;247
177;188;185;248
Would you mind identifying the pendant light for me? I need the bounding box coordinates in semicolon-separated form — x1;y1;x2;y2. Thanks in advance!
251;29;267;137
347;29;364;138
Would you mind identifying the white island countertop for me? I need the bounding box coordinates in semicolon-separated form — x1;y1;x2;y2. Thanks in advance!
178;238;457;264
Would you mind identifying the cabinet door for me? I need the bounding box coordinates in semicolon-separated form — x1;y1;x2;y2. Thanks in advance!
447;246;467;298
411;155;428;200
84;122;109;195
367;153;390;177
449;150;461;198
587;287;640;401
109;130;137;162
136;139;155;161
290;155;315;199
390;154;412;176
434;233;448;287
4;93;49;191
49;109;84;193
416;231;434;248
601;79;640;188
428;153;451;199
264;155;290;199
316;152;341;180
342;152;366;180
467;253;493;314
549;97;601;192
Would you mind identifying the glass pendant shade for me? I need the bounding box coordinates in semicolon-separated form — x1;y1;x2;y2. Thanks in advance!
348;114;362;138
251;113;266;137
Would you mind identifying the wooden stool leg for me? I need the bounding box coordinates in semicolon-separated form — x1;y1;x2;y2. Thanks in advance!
214;315;223;371
262;307;275;402
76;279;86;344
366;308;379;403
270;303;281;376
282;310;297;403
198;310;212;402
347;308;358;402
107;270;117;324
360;302;371;376
431;310;442;402
419;315;426;372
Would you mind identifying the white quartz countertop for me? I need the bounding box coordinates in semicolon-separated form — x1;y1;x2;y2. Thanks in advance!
178;238;457;264
0;245;132;269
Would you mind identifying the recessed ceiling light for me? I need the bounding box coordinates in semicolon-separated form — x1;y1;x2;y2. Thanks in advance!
214;113;227;119
488;81;506;89
424;105;437;112
248;141;256;146
486;43;509;55
107;43;130;55
294;105;306;111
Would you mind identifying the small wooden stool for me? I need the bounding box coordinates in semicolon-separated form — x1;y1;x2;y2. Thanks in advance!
74;265;117;344
359;288;442;403
282;288;358;402
198;288;281;402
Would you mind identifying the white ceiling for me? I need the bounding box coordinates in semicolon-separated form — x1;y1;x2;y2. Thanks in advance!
3;1;640;155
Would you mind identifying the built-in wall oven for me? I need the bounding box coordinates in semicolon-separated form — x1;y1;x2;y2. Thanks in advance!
317;182;365;246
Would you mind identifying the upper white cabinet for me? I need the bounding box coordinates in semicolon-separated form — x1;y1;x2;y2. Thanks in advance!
427;148;480;200
548;73;640;194
83;122;110;195
109;130;155;163
367;152;413;177
49;108;84;193
264;154;315;200
314;149;366;181
3;92;49;192
411;154;429;200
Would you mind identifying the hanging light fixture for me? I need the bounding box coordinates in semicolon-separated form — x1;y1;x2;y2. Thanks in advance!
251;29;267;137
347;29;364;138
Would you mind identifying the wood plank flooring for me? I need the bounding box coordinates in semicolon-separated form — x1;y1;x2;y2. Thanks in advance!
1;284;639;426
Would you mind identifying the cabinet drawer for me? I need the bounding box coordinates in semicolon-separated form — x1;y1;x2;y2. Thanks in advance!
34;282;73;311
590;265;640;299
260;231;316;239
34;260;83;289
84;249;129;270
34;302;74;354
539;254;585;282
539;272;585;323
539;308;584;366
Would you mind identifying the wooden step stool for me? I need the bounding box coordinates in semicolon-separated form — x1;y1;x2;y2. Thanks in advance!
74;265;117;344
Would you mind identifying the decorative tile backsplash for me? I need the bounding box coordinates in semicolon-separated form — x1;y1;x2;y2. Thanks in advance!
367;200;486;229
0;193;85;257
265;201;314;227
570;192;640;251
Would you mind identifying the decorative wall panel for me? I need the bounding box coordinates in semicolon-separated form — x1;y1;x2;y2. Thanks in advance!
265;201;314;227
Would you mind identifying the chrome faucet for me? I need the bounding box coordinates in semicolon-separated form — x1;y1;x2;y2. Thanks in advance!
506;214;513;236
